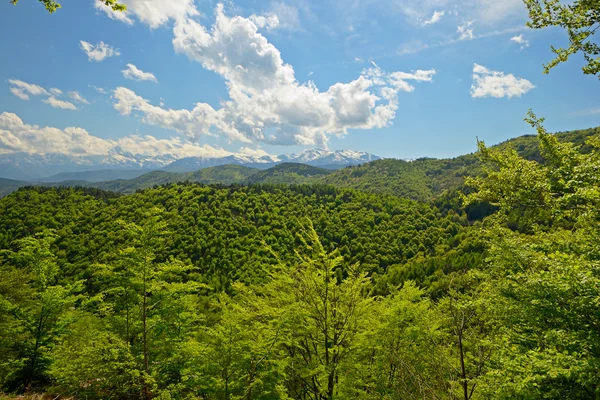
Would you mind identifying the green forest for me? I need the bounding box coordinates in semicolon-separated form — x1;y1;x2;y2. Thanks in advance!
2;0;600;399
1;116;599;399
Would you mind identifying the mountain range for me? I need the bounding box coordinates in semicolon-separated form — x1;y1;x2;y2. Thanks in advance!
0;126;597;200
0;148;381;181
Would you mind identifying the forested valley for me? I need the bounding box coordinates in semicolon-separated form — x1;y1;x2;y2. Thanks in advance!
1;118;599;399
2;0;600;398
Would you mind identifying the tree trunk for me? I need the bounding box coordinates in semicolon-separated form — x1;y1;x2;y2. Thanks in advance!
142;257;150;400
458;331;468;400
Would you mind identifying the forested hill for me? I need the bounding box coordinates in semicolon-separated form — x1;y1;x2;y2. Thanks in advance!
1;126;599;399
0;178;27;198
315;126;600;200
0;184;471;286
93;165;257;194
246;163;332;184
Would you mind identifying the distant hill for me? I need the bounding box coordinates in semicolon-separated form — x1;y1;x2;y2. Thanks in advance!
247;163;332;185
94;165;258;194
0;178;28;198
38;169;153;183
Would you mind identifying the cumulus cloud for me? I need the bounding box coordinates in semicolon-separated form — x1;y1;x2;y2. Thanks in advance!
0;112;274;160
109;4;435;148
122;64;158;82
423;10;444;25
0;112;113;155
8;79;50;100
94;0;199;28
457;22;474;40
79;40;120;62
249;14;280;30
510;34;529;50
43;97;77;110
471;63;534;98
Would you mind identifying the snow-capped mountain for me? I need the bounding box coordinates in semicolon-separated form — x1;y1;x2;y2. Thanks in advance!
0;148;381;181
0;151;178;181
163;154;280;173
165;149;381;173
280;149;381;166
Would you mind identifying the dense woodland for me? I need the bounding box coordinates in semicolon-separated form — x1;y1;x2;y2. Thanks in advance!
0;119;599;399
2;0;599;398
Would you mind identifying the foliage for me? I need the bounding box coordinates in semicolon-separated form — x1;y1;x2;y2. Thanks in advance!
465;113;600;398
0;120;599;398
10;0;126;14
247;163;332;185
524;0;600;77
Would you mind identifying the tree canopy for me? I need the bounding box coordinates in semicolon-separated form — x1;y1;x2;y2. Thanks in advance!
524;0;600;77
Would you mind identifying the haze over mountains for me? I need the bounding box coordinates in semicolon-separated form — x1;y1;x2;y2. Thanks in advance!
0;148;381;181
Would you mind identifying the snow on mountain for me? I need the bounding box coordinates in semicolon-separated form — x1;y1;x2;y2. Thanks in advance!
280;149;381;166
0;148;381;180
0;151;177;180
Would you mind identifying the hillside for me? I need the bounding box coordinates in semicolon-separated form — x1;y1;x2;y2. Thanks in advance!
0;128;598;399
38;169;152;183
247;163;332;184
314;126;600;201
0;178;28;198
94;165;257;194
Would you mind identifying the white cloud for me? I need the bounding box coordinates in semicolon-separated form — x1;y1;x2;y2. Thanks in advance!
8;79;50;100
94;0;134;24
79;40;120;62
110;5;435;148
122;64;158;82
393;0;524;24
269;2;301;31
10;88;31;100
423;10;444;25
68;91;90;104
457;22;474;40
43;97;78;110
0;112;113;155
307;71;314;77
0;112;274;160
94;0;199;28
397;25;524;56
8;79;89;110
114;135;234;158
91;86;108;94
249;14;280;30
510;34;529;50
471;63;535;99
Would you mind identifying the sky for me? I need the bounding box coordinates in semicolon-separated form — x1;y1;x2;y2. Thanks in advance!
0;0;598;161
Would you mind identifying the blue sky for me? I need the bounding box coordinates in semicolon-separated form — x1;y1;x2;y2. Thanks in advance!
0;0;598;161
